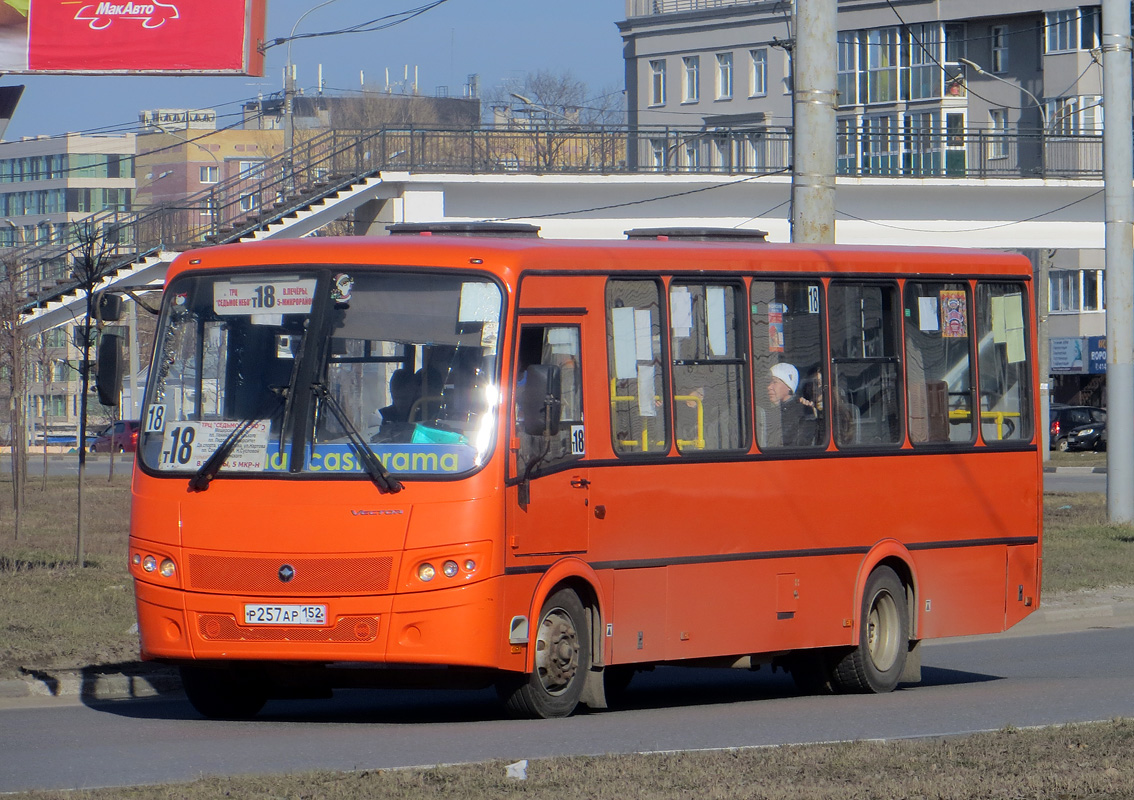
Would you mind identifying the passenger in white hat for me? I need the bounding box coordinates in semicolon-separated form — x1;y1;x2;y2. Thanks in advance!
766;362;817;446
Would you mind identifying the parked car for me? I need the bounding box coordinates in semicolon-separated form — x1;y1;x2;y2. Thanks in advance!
90;420;140;453
1064;420;1107;452
1049;404;1106;450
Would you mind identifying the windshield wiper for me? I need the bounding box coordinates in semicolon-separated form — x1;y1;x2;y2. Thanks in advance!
188;390;286;492
313;384;404;494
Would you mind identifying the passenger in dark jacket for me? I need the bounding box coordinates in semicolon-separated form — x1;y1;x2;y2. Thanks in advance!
766;362;818;447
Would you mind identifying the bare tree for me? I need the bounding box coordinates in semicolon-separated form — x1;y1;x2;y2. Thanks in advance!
70;218;117;566
485;70;626;170
30;330;56;490
0;249;29;539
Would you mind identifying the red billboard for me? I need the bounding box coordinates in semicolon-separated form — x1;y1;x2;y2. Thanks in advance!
0;0;266;74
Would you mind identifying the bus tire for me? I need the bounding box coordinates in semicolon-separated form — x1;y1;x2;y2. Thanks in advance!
498;588;590;719
832;566;908;694
180;664;268;720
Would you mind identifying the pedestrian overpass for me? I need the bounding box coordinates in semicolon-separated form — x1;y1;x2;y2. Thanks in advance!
15;125;1107;338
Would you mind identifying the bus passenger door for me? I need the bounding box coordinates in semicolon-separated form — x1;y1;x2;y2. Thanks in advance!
508;323;589;557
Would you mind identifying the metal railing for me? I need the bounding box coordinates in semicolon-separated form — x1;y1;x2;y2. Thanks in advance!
10;123;1106;311
626;0;760;16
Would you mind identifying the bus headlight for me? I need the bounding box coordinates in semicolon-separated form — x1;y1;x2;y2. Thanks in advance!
142;555;157;573
418;563;436;582
442;560;459;578
159;559;176;578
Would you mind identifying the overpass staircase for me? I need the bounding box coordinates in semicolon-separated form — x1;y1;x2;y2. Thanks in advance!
16;128;398;334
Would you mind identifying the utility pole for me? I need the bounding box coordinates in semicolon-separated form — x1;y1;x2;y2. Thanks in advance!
1102;0;1134;523
791;0;837;243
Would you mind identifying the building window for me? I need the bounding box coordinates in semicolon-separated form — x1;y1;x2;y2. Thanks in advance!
716;52;733;100
909;23;941;100
682;56;699;102
649;59;666;106
837;116;857;174
1046;10;1077;53
239;193;258;213
989;26;1009;73
866;27;899;104
650;139;666;170
1050;270;1080;312
238;160;265;177
863;114;900;175
199;165;218;184
836;33;857;106
1046;95;1103;134
1051;269;1104;312
750;48;767;97
1080;6;1100;50
944;22;966;63
684;141;701;170
989;108;1009;159
1083;269;1102;311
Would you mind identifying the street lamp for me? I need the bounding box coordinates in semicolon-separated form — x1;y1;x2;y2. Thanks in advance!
960;56;1051;462
509;93;579;127
959;58;1048;129
284;0;345;185
154;124;223;238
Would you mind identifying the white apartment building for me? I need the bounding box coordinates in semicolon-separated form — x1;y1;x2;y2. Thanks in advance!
619;1;1109;404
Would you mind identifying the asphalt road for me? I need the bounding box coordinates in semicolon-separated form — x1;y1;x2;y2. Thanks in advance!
2;618;1133;793
1044;469;1105;493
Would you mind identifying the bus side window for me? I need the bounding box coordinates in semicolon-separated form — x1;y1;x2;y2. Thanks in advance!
904;282;974;445
751;280;826;450
669;282;748;452
975;282;1033;444
606;279;669;455
829;282;903;448
515;325;583;473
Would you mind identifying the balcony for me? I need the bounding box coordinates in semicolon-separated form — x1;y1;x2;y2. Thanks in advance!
626;0;760;17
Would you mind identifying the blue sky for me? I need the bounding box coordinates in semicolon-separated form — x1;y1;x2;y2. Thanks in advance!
2;0;627;139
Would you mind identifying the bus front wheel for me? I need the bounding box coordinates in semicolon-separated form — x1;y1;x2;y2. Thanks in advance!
180;664;268;720
832;566;908;694
498;588;590;719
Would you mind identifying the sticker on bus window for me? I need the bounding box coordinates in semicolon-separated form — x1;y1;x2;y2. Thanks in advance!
157;421;270;471
940;290;968;338
144;404;167;434
213;278;317;316
570;425;585;456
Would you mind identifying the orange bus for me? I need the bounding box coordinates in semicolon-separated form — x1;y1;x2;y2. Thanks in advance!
127;224;1042;719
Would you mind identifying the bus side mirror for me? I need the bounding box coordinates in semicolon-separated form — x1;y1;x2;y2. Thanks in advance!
521;363;562;437
96;333;124;407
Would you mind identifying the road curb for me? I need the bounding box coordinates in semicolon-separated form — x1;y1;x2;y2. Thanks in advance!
1043;465;1107;474
1;664;180;702
5;599;1134;703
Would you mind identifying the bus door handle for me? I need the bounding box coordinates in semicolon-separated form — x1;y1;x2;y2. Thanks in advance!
570;476;590;489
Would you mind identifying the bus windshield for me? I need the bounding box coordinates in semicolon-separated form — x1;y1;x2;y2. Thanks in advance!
138;268;504;481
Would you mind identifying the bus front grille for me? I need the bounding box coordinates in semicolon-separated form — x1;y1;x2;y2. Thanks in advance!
197;614;380;642
186;554;393;594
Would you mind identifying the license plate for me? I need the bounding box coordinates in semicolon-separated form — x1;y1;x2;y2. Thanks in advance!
243;604;327;626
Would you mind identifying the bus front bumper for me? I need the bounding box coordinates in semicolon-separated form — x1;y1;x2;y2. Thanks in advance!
134;577;508;670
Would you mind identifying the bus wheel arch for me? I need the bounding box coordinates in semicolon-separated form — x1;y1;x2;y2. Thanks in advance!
833;562;911;693
500;565;604;718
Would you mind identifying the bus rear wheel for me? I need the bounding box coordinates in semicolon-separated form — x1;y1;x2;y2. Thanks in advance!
832;566;908;694
498;588;590;719
180;664;268;720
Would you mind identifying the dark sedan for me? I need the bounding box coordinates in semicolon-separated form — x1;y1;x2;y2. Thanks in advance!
1064;420;1107;452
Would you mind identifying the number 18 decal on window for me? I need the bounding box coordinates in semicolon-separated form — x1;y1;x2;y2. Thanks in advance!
570;424;585;456
144;404;167;433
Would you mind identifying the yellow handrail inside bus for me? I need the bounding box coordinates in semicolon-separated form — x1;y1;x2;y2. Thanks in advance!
610;379;705;450
948;409;1021;440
